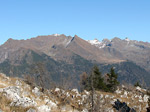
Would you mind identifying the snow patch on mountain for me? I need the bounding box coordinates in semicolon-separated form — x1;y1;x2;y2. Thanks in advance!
87;38;110;49
87;39;101;45
52;34;61;36
65;37;75;47
124;37;130;42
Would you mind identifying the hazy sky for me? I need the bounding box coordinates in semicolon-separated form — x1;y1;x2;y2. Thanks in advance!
0;0;150;44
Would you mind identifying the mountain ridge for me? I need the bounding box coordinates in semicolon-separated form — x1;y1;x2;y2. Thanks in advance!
0;34;150;88
88;37;150;72
0;34;124;64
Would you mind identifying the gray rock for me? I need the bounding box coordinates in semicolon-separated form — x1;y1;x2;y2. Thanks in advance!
27;108;36;112
10;97;37;107
32;87;41;96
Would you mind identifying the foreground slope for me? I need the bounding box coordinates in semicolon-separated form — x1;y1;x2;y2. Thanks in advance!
0;73;149;112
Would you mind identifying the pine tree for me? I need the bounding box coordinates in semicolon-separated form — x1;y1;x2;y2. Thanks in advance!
80;72;89;91
80;65;109;91
85;65;108;91
92;65;107;91
106;67;119;92
134;81;141;87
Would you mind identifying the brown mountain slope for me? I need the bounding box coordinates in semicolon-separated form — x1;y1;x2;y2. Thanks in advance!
1;35;150;87
67;35;124;63
88;37;150;72
0;34;123;64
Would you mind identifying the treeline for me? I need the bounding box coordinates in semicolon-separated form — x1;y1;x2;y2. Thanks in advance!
80;65;119;92
23;63;120;93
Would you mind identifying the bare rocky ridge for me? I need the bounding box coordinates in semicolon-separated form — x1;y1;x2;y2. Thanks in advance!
2;34;150;70
88;37;150;72
0;34;123;64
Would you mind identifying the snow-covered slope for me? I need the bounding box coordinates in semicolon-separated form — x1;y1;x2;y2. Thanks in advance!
87;39;104;49
87;38;111;49
87;39;101;45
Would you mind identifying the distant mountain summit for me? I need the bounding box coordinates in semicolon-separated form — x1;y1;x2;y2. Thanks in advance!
87;38;111;49
88;37;150;72
0;34;123;64
1;34;150;72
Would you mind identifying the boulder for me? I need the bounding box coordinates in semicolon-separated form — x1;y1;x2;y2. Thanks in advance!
27;108;36;112
113;99;136;112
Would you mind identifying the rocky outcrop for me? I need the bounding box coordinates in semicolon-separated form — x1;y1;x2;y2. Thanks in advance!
0;73;149;112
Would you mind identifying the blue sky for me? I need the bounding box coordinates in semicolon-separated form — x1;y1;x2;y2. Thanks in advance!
0;0;150;45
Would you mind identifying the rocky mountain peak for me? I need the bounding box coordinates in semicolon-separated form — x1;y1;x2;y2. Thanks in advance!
124;37;130;42
5;38;17;44
87;38;101;45
7;38;14;41
102;38;111;42
74;34;80;38
111;37;122;42
52;33;62;36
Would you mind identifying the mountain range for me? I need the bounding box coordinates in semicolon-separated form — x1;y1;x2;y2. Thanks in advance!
0;34;150;88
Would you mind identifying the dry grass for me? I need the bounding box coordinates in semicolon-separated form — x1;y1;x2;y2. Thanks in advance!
0;73;149;112
0;90;35;112
0;84;6;88
0;92;12;112
95;89;148;112
10;106;35;112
